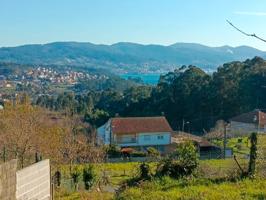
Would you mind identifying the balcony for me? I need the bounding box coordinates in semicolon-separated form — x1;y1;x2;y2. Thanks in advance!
115;135;137;144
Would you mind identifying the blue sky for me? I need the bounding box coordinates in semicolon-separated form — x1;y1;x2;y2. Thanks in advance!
1;0;266;50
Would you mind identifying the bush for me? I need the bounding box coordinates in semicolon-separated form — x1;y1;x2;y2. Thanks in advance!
71;167;82;191
131;151;146;157
147;147;160;158
156;141;199;178
237;138;243;143
54;171;61;187
139;162;152;180
83;165;97;190
106;144;121;157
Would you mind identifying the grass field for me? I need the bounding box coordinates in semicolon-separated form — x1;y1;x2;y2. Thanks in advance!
55;135;266;200
117;177;266;200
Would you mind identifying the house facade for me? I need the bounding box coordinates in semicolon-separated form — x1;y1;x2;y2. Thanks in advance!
97;116;173;152
229;110;266;136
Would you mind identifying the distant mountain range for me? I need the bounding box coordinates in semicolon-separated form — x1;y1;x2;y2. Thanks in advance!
0;42;265;73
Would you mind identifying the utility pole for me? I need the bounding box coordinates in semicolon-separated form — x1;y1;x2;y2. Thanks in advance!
182;119;185;132
182;119;190;132
223;121;227;159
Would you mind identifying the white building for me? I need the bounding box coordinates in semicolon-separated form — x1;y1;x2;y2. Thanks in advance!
97;116;173;153
229;110;266;136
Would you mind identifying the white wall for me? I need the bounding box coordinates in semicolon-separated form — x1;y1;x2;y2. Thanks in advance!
230;121;259;136
138;132;171;146
116;132;171;147
16;160;50;200
97;120;111;145
97;125;106;144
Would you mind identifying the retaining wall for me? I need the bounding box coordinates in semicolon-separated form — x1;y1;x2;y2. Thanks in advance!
16;160;50;200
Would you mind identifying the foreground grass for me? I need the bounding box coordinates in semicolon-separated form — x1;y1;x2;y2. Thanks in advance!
116;177;266;200
55;189;113;200
56;135;266;199
56;159;251;199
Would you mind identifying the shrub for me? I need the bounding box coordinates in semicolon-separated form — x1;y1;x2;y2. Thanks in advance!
139;162;152;180
106;144;121;157
54;171;61;187
147;147;160;158
71;167;82;191
131;151;146;157
156;141;199;178
235;143;242;151
83;165;97;190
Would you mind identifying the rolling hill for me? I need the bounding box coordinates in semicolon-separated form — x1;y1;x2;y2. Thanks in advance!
0;42;265;73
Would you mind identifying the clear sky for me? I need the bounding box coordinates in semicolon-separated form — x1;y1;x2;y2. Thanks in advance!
1;0;266;50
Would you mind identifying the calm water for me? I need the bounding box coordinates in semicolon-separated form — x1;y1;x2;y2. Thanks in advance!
120;73;161;85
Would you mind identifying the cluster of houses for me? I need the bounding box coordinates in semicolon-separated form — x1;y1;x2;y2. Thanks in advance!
97;110;266;159
0;75;12;88
25;67;108;84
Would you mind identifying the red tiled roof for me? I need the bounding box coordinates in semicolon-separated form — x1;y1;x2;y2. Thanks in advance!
171;131;215;147
111;117;172;134
230;110;266;126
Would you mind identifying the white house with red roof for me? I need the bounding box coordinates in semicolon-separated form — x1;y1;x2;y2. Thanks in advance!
97;116;173;152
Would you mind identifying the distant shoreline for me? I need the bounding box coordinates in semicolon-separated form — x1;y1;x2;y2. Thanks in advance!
119;73;162;85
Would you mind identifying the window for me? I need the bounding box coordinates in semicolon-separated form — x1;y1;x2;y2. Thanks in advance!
144;135;151;141
157;135;164;140
117;135;136;143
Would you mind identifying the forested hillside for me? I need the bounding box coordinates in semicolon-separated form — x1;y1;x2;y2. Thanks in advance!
35;56;266;133
1;42;265;73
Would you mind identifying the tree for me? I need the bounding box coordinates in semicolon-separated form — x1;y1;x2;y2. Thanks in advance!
0;97;44;168
156;141;199;178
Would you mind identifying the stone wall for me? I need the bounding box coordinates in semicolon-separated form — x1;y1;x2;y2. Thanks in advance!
16;160;51;200
0;159;17;200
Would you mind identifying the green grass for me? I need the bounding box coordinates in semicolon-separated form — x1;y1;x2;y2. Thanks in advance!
212;134;266;157
55;135;266;199
212;137;250;155
55;189;113;200
116;177;266;200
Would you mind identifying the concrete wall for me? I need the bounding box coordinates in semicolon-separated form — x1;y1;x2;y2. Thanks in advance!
16;160;50;200
0;159;17;200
